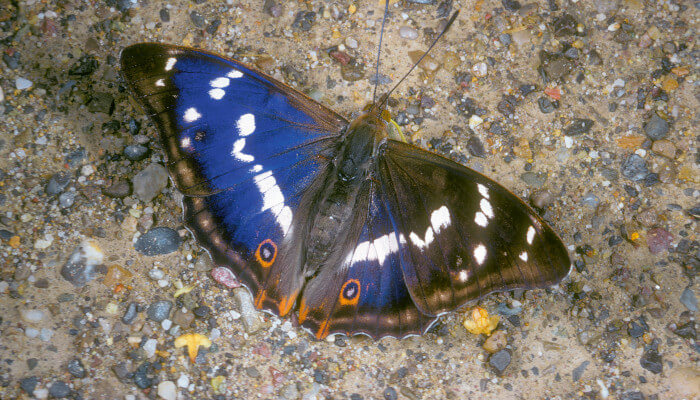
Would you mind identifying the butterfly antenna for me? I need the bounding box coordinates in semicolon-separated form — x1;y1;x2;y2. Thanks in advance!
378;9;460;110
371;0;391;107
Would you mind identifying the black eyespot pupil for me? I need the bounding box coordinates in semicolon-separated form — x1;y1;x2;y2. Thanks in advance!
195;131;206;141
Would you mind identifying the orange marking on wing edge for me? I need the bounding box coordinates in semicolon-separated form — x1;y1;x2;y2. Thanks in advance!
338;279;361;306
278;291;298;317
254;239;277;268
316;319;331;339
254;290;267;309
298;298;308;323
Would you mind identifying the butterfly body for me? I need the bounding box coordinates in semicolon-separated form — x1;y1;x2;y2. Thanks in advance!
121;43;570;339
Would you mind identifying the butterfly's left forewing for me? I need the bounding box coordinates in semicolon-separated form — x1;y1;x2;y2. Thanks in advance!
377;140;571;317
120;43;347;316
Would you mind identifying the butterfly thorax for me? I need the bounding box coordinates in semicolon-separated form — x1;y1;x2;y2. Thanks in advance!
302;109;390;277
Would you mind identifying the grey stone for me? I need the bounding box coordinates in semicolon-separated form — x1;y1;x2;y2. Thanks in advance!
122;302;138;324
134;227;181;256
147;300;173;322
679;287;697;312
132;163;168;202
489;349;512;375
644;114;670;141
87;92;114;114
46;172;71;196
67;358;86;378
621;154;648;181
233;288;264;333
20;376;38;395
572;360;589;382
48;381;71;398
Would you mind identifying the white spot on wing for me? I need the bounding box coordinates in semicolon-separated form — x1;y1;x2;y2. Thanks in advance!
183;107;201;123
526;225;536;245
480;198;494;219
346;233;402;267
409;228;434;249
231;138;254;162
519;251;528;262
209;88;225;100
253;171;293;235
474;211;488;227
478;183;489;199
164;57;177;71
237;113;256;137
227;69;243;79
473;244;487;265
458;270;469;282
430;205;451;233
250;164;263;173
180;137;191;149
155;78;165;87
210;77;230;88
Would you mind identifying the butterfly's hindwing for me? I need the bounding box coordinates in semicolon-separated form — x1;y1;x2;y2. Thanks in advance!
378;140;571;316
298;180;435;338
121;43;347;315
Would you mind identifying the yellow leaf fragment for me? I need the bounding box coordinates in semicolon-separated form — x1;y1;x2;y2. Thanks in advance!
174;333;212;362
174;285;194;298
463;306;499;336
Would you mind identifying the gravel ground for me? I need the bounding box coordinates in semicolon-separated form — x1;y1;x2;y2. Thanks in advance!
0;0;698;399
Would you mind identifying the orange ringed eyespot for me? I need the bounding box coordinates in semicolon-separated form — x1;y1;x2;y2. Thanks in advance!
339;279;361;306
255;239;277;268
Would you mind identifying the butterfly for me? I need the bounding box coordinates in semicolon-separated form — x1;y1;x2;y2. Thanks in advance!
120;36;570;339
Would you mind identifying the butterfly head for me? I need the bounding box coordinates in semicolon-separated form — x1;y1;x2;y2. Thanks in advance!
349;104;406;143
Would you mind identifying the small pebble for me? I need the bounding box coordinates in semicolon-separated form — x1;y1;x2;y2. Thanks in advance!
132;163;168;202
679;288;697;312
143;338;157;358
147;300;173;322
643;114;670;140
157;381;177;400
620;154;648;182
135;227;181;256
399;26;418;40
489;349;512;375
16;77;33;90
66;359;86;378
48;381;71;398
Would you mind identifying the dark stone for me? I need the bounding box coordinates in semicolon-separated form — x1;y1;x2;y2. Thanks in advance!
292;11;316;31
643;114;670;140
572;360;589;381
627;319;648;338
147;300;173;322
122;302;138;324
538;51;576;83
552;14;579;37
673;322;696;339
69;55;98;76
48;381;71;398
489;349;512;375
206;19;221;35
313;369;327;384
501;0;521;12
133;363;153;389
20;377;38;395
564;118;594;135
193;305;211;318
67;358;86;378
102;180;131;199
621;154;648;181
538;97;556;113
263;0;283;18
134;227;181;256
497;95;518;117
467;136;486;158
620;392;645;400
489;122;505;135
383;386;398;400
246;366;261;378
190;11;205;28
87;92;114;115
643;173;660;187
124;144;149;161
46;171;72;196
518;84;537;96
159;8;170;22
639;346;663;374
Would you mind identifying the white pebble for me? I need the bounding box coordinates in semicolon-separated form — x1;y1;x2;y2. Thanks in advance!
210;328;221;340
564;136;574;149
399;26;418;40
472;62;488;77
161;319;172;330
33;388;49;399
34;234;54;250
25;327;40;338
157;279;169;288
143;338;158;358
81;165;95;176
468;115;484;130
345;37;358;49
177;374;190;388
15;77;33;90
149;268;164;280
39;328;54;342
0;282;8;293
612;78;625;88
21;309;45;323
635;149;646;157
157;381;177;400
0;86;4;102
229;310;241;320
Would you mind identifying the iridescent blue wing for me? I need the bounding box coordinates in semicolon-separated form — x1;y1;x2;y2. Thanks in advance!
297;180;435;339
120;43;347;316
377;140;571;317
